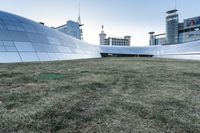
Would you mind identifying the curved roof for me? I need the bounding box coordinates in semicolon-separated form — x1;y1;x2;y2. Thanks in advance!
0;11;101;63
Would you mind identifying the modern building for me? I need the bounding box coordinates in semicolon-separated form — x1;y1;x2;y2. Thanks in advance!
166;9;179;44
55;20;83;40
104;36;131;46
150;9;200;46
54;5;83;40
179;16;200;43
149;32;166;46
99;26;131;46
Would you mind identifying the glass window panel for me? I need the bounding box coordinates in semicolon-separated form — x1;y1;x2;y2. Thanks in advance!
0;46;5;51
32;44;46;52
0;52;21;63
27;33;49;43
48;53;58;61
37;30;46;35
47;36;61;45
19;52;39;62
16;26;25;31
0;30;12;41
74;49;83;54
3;41;14;46
22;24;37;33
56;53;65;60
0;22;7;29
69;48;75;53
10;31;29;42
15;42;35;52
0;41;3;46
5;46;17;52
37;53;50;61
6;25;17;31
46;45;59;53
57;46;71;53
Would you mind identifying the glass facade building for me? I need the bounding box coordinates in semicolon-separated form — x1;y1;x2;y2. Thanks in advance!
0;11;101;63
166;10;179;44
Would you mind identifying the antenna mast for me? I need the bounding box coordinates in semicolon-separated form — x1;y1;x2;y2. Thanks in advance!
77;3;82;26
175;0;177;9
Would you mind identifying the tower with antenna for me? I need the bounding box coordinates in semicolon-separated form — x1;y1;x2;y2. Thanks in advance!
77;3;84;40
99;25;106;45
175;0;177;9
165;0;179;44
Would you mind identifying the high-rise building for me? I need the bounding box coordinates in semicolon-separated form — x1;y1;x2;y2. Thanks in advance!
166;9;179;44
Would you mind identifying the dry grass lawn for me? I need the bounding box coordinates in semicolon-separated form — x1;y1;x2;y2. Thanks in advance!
0;57;200;133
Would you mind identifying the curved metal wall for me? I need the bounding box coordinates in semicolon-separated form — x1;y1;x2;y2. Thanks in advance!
100;40;200;60
0;11;101;63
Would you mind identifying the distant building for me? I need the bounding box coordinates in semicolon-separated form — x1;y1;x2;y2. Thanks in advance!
104;36;131;46
149;9;200;46
55;20;83;40
54;5;83;40
179;16;200;43
149;32;166;46
99;26;131;46
99;25;107;45
166;9;179;44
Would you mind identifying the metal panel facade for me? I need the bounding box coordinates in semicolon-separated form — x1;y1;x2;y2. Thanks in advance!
0;11;101;63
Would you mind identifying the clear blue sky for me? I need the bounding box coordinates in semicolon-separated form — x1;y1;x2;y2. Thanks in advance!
1;0;199;46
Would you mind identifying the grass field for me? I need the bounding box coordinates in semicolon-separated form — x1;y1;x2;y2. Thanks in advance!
0;57;200;133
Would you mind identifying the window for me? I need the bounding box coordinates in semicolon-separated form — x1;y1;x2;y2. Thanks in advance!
10;31;29;42
15;42;35;52
19;52;39;62
5;46;17;52
37;53;50;61
0;52;21;63
0;30;12;40
0;46;5;51
3;41;15;46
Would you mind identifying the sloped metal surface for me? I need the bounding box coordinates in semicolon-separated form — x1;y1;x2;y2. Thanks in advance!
0;11;101;63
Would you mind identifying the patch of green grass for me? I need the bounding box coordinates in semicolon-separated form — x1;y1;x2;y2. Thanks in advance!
0;57;200;132
38;73;66;81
